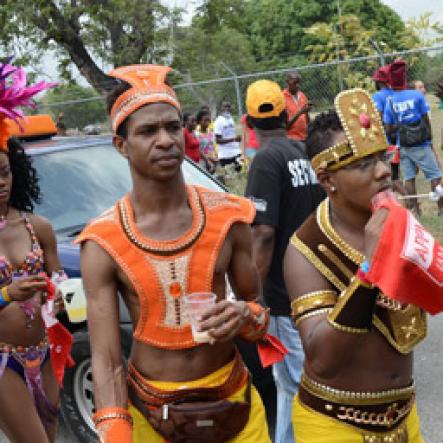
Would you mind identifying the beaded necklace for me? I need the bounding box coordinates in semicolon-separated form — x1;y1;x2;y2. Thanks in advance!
317;199;365;265
118;186;206;256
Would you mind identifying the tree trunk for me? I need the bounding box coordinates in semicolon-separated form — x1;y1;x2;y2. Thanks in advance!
33;1;117;95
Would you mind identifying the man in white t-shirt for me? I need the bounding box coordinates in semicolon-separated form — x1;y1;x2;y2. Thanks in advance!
214;101;242;171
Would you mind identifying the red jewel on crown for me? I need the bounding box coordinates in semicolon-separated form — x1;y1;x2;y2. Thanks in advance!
359;113;371;129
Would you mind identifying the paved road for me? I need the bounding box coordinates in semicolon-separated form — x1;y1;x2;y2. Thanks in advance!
1;314;442;442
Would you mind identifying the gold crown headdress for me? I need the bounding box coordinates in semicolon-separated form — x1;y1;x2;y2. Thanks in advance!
311;88;388;172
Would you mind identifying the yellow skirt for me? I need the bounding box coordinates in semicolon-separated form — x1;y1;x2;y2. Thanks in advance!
292;395;424;443
129;359;271;443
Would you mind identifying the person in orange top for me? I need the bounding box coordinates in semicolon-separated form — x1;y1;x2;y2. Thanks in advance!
283;71;311;142
76;64;275;443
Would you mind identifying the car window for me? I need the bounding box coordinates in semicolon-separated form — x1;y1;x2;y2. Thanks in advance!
32;144;223;232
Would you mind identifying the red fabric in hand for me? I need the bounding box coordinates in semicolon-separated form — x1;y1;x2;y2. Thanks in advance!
367;192;443;314
45;278;74;386
257;333;288;368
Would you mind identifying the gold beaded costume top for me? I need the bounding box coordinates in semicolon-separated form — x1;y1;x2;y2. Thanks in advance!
291;199;427;354
292;89;426;353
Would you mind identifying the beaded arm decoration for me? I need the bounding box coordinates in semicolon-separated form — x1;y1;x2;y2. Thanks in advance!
93;407;132;443
291;290;338;327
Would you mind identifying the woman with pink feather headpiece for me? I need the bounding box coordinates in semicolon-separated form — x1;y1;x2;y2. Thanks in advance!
0;58;73;443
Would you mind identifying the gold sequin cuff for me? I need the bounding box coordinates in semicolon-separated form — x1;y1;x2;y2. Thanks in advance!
327;276;378;334
295;307;332;328
291;290;338;323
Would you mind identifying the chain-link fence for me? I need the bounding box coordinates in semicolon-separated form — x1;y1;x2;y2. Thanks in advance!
36;45;443;132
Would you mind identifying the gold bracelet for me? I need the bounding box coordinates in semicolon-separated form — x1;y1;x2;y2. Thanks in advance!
94;412;133;426
291;290;337;319
1;286;11;303
295;307;332;327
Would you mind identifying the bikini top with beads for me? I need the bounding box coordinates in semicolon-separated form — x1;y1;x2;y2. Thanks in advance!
0;215;45;284
75;186;255;350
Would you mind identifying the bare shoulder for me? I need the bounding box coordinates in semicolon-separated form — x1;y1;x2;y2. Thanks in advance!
81;239;116;268
227;221;253;246
283;241;334;301
27;213;56;243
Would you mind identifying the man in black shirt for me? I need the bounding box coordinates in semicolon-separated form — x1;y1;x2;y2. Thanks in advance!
245;80;325;443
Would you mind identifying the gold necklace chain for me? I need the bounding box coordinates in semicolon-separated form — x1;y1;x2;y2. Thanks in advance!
317;199;365;265
119;186;206;256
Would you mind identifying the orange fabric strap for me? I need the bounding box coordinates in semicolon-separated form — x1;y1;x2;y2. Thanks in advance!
93;407;132;443
108;64;181;132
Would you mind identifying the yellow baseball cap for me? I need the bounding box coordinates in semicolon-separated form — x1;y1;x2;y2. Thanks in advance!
246;80;285;119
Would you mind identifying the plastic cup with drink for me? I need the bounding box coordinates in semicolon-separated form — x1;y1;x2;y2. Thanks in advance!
183;292;217;344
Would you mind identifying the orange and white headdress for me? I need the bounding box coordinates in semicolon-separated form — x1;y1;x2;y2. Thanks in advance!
108;64;181;133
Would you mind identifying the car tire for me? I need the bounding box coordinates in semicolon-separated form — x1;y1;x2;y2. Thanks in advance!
60;330;97;443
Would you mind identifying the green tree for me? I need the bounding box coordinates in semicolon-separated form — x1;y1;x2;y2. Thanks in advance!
0;0;175;94
40;84;107;130
172;25;256;113
243;0;405;65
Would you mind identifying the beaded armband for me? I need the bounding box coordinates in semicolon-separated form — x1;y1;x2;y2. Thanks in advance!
238;302;270;342
291;290;338;327
93;407;133;443
327;276;378;334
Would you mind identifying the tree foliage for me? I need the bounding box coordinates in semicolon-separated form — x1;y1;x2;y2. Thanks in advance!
0;0;429;101
0;0;171;94
243;0;406;65
40;84;107;129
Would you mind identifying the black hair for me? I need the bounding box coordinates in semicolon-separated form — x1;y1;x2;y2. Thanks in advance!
182;112;193;127
247;110;287;131
6;137;41;212
305;110;343;161
105;79;131;138
196;109;211;124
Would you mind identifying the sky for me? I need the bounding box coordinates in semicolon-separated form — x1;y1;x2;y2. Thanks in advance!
41;1;443;84
382;0;443;22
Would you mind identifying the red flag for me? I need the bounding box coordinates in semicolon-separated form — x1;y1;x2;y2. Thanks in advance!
42;278;74;386
257;333;288;368
367;192;443;314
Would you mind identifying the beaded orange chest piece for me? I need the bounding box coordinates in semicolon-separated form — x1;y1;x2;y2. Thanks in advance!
76;186;255;350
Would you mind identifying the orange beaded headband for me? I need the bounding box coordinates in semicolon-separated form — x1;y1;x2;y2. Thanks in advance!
108;64;181;133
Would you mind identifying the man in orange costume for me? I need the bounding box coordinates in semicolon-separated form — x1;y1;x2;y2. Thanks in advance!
76;65;272;443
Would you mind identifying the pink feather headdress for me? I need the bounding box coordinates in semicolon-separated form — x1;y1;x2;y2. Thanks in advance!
0;57;57;150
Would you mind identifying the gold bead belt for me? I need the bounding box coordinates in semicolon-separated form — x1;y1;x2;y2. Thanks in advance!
301;373;415;406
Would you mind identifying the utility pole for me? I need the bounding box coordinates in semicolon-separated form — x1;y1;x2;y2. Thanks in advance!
369;39;386;66
336;0;344;90
219;62;243;119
